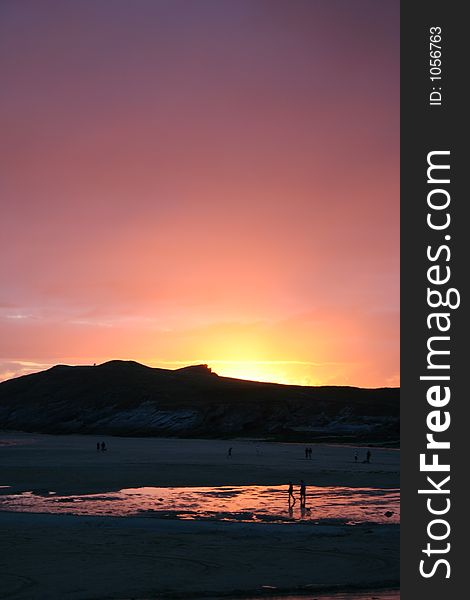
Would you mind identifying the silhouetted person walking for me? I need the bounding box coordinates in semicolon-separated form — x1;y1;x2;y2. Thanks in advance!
96;442;100;452
354;452;358;463
288;482;296;506
366;450;371;463
227;447;232;458
101;442;106;452
300;479;307;508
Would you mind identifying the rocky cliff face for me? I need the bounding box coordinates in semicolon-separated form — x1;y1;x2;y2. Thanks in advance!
0;361;399;444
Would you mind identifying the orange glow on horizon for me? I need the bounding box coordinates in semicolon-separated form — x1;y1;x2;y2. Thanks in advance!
158;360;321;387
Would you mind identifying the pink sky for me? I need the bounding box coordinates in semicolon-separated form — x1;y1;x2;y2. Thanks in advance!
0;0;399;387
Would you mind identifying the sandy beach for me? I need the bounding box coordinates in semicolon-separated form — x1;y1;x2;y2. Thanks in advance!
1;432;399;494
0;433;399;599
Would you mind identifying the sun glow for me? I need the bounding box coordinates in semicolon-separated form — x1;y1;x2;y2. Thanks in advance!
207;361;297;385
150;332;321;385
149;358;323;386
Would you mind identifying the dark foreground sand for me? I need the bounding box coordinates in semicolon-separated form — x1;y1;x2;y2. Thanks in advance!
0;513;398;599
0;433;399;599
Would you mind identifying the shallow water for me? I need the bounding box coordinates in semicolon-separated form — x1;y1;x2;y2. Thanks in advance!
0;484;399;524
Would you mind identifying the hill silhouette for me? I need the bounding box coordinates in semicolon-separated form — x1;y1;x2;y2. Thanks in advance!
0;360;399;444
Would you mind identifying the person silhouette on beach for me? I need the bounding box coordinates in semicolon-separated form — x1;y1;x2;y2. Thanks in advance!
288;482;296;506
300;479;307;508
227;447;232;458
308;447;312;459
101;442;106;452
366;450;371;463
96;442;100;451
354;452;358;463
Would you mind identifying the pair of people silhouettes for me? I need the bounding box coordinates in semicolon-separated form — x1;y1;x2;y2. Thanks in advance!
288;480;307;508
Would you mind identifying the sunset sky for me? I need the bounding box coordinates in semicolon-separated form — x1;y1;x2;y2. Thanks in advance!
0;0;399;387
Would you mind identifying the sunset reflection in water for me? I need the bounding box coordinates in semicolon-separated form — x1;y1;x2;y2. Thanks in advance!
0;485;399;524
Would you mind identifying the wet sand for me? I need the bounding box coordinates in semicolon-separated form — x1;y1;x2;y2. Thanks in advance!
239;593;399;600
0;433;399;599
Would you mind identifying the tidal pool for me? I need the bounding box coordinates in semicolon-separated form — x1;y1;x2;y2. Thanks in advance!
0;484;399;524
